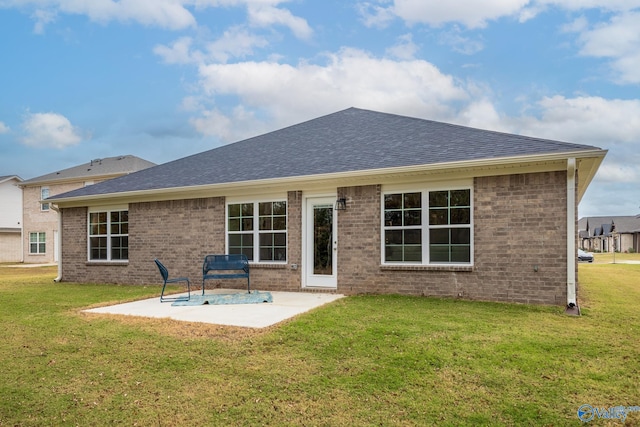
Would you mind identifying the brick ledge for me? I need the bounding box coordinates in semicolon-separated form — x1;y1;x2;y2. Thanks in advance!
249;263;287;269
380;264;474;272
85;261;129;267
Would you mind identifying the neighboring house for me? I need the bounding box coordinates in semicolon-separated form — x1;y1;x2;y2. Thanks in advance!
19;155;156;264
47;108;607;308
0;175;23;262
579;215;640;253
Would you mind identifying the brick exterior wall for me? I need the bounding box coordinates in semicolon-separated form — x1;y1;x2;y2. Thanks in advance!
23;182;87;263
0;232;21;262
59;171;571;305
60;192;306;291
473;172;568;305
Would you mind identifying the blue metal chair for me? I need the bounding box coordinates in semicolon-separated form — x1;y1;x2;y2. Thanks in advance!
154;259;190;302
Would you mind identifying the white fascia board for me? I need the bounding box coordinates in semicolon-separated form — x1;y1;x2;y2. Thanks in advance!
0;175;23;184
576;153;607;202
51;149;607;208
18;173;128;187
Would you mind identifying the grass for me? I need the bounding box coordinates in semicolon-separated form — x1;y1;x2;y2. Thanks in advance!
0;263;639;426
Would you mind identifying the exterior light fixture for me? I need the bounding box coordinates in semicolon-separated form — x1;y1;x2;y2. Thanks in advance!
335;197;347;211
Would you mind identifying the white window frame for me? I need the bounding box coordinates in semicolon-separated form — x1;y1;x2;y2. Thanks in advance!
87;205;129;262
29;232;46;254
226;197;288;264
40;187;50;211
381;182;474;266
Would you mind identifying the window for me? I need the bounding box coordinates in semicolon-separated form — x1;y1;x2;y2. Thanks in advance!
88;210;128;261
228;200;287;262
29;232;46;254
383;188;472;265
428;190;471;263
41;187;50;211
383;193;422;262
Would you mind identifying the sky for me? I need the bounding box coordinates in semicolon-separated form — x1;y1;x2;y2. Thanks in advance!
1;1;639;218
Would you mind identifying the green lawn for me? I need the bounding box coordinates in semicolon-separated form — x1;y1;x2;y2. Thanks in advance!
0;263;639;426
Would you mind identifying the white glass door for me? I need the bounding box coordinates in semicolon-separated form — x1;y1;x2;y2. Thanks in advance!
305;197;337;288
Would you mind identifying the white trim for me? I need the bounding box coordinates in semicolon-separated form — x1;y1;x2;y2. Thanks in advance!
225;197;288;264
86;207;129;262
28;231;46;254
567;158;577;306
53;231;59;263
380;182;474;267
303;195;338;288
383;179;472;194
40;186;50;211
88;204;128;213
52;204;61;281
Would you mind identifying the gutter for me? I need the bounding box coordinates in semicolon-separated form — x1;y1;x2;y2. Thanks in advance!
50;204;62;283
20;194;24;263
47;149;607;207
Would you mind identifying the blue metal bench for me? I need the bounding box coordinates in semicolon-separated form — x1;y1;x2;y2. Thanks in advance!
154;259;191;303
202;254;250;295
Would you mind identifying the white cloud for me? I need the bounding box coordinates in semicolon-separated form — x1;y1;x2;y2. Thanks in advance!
560;16;589;33
20;112;85;149
9;0;311;34
190;105;267;142
514;95;640;198
0;121;9;134
385;33;419;60
458;99;510;132
573;11;640;83
438;26;484;54
596;161;639;183
517;95;640;145
506;94;640;214
155;27;269;65
390;0;530;28
357;2;397;28
192;48;469;138
247;4;312;39
190;108;233;141
22;0;197;31
206;26;269;62
154;37;201;64
535;0;640;12
357;0;640;29
31;8;57;34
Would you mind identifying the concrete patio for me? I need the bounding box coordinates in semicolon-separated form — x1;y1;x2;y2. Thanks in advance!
84;289;345;328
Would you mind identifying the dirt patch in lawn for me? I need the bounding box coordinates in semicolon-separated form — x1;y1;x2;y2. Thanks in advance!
78;311;276;342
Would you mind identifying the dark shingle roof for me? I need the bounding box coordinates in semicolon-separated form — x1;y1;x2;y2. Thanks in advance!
50;108;602;200
20;155;156;186
579;216;640;235
0;175;22;184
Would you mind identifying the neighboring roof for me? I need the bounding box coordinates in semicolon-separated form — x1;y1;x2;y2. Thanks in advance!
20;155;156;186
579;215;640;235
0;227;21;233
48;107;607;204
0;175;22;184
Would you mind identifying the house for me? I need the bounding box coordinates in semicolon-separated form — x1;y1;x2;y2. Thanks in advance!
0;175;23;262
18;155;156;264
46;108;607;308
579;215;640;253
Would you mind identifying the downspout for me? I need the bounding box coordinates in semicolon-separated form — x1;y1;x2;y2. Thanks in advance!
51;204;62;282
20;190;24;263
565;158;580;315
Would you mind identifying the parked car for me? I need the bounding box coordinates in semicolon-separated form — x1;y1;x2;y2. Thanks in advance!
578;249;594;263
